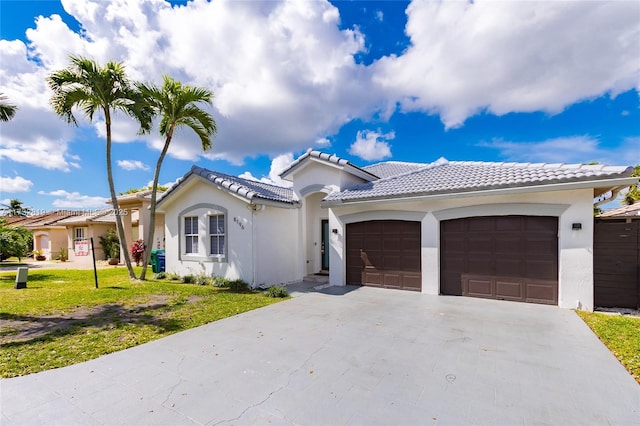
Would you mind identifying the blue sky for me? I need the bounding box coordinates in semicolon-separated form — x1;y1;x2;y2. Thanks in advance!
0;0;638;212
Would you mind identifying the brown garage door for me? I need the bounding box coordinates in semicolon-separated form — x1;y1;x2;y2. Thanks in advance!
346;220;421;291
441;216;558;305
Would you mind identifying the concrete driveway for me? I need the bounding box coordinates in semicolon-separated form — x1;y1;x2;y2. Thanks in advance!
2;286;639;425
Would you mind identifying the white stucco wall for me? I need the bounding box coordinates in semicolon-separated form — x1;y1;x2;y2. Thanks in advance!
254;205;300;286
329;188;596;310
159;176;300;287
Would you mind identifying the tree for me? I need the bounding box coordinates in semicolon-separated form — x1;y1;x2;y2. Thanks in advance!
0;93;17;122
47;56;152;280
0;218;32;261
0;199;32;217
623;165;640;205
137;76;217;279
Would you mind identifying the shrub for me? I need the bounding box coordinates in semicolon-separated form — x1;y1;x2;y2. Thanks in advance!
182;274;194;284
212;277;250;292
266;285;289;298
99;228;120;260
193;274;212;286
167;272;181;281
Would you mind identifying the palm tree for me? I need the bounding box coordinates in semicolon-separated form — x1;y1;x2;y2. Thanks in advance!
623;165;640;205
0;93;17;122
0;199;31;217
137;76;217;280
47;55;152;280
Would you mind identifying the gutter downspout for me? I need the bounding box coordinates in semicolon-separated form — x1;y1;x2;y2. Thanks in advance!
594;186;625;207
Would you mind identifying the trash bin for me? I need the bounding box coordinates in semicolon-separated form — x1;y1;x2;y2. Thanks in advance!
150;249;163;273
157;251;165;273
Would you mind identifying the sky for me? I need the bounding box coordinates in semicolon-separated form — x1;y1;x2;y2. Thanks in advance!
0;0;638;212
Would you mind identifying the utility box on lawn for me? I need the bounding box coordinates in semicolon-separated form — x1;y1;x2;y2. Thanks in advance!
15;267;28;289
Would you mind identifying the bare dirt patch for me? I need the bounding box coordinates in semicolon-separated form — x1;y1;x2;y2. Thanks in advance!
0;295;204;344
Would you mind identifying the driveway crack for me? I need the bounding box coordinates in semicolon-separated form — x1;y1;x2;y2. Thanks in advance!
212;343;326;425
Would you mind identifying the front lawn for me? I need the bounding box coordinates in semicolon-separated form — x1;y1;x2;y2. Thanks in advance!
577;310;640;383
0;268;286;378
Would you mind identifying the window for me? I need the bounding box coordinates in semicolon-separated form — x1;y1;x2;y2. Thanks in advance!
74;227;87;243
209;214;225;256
184;216;198;254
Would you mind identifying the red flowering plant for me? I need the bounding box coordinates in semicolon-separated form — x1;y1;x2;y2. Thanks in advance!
131;239;146;266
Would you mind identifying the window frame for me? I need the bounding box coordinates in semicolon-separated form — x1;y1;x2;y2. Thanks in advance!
208;214;226;257
183;216;199;255
178;204;228;262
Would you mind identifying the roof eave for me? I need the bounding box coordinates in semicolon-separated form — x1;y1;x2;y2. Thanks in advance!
322;176;640;207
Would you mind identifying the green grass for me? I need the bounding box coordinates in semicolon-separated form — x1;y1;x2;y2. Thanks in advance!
0;268;286;378
576;311;640;383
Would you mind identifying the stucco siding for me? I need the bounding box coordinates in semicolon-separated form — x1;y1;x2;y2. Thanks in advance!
161;178;254;282
254;206;300;286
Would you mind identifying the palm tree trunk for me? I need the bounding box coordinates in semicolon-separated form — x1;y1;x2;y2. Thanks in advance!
105;108;137;280
139;127;174;280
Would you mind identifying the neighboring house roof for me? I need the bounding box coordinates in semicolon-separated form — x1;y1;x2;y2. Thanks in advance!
158;165;299;207
2;211;84;228
280;149;379;181
598;202;640;218
323;159;635;204
57;208;116;225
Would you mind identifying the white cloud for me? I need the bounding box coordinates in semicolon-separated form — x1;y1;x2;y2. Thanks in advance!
38;189;107;208
373;1;640;128
349;129;394;161
2;0;638;173
57;0;379;161
117;160;150;171
240;153;295;187
0;176;33;193
315;137;332;147
479;136;640;166
375;10;384;22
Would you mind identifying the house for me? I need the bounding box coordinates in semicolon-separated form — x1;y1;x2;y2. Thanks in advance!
598;202;640;222
57;208;118;264
3;211;83;260
156;150;638;311
57;191;166;266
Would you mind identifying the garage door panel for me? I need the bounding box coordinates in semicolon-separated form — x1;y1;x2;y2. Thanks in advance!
442;236;465;253
495;259;523;276
496;279;524;301
347;220;422;291
442;219;464;233
468;258;493;274
382;237;401;251
468;217;493;232
525;237;556;256
442;216;558;305
526;280;558;304
526;260;557;280
401;255;421;270
495;218;523;231
383;255;401;270
465;278;493;298
526;216;557;231
467;236;492;253
495;236;522;254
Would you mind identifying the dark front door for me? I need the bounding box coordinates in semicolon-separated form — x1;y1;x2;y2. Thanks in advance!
440;216;559;305
321;219;330;271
